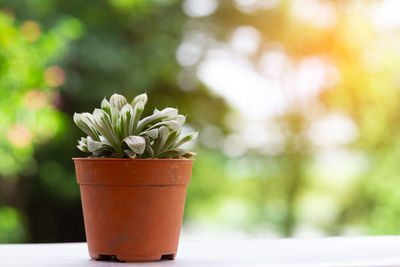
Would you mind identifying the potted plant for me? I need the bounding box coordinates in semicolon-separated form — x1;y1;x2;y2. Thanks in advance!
73;93;197;262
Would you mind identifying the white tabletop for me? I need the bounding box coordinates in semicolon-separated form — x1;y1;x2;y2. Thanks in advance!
1;236;400;267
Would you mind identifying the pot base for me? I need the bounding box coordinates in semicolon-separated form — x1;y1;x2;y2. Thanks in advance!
90;252;176;262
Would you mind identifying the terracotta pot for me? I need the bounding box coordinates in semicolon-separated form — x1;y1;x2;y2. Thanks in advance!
73;158;193;262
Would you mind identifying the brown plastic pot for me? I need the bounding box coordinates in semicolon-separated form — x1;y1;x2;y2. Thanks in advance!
73;158;193;262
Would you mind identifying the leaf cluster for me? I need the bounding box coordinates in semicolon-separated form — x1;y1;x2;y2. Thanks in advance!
73;93;197;158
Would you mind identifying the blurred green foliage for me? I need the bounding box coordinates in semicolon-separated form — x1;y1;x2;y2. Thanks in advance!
0;0;228;242
0;10;83;242
1;0;400;243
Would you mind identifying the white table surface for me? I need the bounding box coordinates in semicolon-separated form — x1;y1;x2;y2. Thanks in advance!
1;236;400;267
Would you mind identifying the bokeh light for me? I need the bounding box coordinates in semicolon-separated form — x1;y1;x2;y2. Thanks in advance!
20;20;41;42
7;124;32;148
44;66;66;87
182;0;218;17
23;90;48;111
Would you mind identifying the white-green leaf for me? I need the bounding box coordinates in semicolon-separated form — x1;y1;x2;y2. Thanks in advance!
181;151;196;158
77;144;89;152
153;126;169;155
136;107;178;133
145;142;154;158
140;128;158;140
110;93;127;111
77;137;89;152
131;93;148;107
73;113;100;141
120;103;134;137
87;139;111;152
130;101;144;135
93;109;122;153
172;115;186;125
101;98;112;116
78;137;87;146
164;130;180;150
158;149;196;159
173;132;198;149
148;120;181;132
110;106;120;127
123;135;146;154
160;107;178;117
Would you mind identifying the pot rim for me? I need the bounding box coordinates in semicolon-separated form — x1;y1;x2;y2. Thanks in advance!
73;157;194;185
72;157;195;162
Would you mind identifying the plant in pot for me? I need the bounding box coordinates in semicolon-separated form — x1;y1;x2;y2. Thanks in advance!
73;93;197;262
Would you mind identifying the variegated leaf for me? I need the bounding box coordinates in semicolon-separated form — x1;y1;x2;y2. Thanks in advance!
93;109;122;153
160;107;178;117
109;93;127;111
73;113;100;141
123;135;146;154
172;115;186;125
131;93;148;107
173;132;198;149
101;98;112;116
163;130;180;150
120;103;134;137
130;101;144;135
140;128;158;140
136;107;178;133
77;144;89;153
158;149;196;159
87;139;111;152
153;126;169;155
145;142;154;158
148;120;181;132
